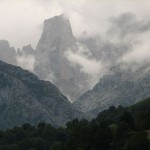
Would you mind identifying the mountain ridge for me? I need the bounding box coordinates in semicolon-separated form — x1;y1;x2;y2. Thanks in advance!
74;65;150;118
0;60;82;129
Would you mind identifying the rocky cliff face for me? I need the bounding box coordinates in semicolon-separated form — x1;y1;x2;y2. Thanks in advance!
1;15;130;102
0;40;17;65
19;44;35;56
35;15;76;79
74;66;150;118
34;15;90;101
0;60;81;130
36;15;76;55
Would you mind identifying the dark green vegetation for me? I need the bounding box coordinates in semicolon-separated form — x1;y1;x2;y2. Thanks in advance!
0;98;149;150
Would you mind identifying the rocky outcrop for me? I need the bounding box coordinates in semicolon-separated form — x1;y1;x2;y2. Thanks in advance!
19;44;35;56
0;40;17;65
35;14;76;80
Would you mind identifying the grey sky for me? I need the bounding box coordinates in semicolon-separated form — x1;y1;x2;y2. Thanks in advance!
0;0;150;49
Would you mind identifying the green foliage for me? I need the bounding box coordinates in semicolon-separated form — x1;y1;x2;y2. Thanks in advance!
0;98;149;150
120;112;135;129
123;131;150;150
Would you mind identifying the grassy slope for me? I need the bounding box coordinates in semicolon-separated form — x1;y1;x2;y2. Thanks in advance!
128;97;150;113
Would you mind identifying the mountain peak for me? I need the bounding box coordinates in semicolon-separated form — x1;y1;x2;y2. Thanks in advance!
0;40;17;65
0;40;10;49
21;44;35;55
44;14;69;24
36;14;75;51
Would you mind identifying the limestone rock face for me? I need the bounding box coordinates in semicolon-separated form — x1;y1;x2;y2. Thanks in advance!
74;65;150;118
0;40;17;65
35;15;76;79
34;15;87;101
36;15;76;55
34;15;133;101
0;60;81;130
20;45;35;56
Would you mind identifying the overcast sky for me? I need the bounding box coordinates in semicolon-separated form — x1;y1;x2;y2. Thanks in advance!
0;0;150;49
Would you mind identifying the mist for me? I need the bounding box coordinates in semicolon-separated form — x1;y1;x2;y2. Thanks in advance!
0;0;150;49
0;0;150;101
109;13;150;71
16;55;35;71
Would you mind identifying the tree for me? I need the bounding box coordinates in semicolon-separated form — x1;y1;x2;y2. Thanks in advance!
124;131;150;150
120;111;135;130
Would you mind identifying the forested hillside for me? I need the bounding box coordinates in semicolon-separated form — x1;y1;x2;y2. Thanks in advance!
0;98;149;150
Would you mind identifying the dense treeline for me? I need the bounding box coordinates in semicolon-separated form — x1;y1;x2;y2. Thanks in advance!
0;98;150;150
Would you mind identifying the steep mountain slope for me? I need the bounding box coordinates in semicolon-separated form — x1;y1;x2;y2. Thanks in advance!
0;60;81;129
0;15;137;104
74;66;150;118
33;15;137;102
34;15;93;101
35;14;76;82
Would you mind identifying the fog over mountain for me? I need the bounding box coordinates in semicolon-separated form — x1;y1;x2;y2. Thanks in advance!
0;0;150;48
73;13;150;116
0;11;150;102
0;0;150;104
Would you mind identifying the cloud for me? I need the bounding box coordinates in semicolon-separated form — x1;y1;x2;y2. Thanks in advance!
0;0;150;93
65;51;103;76
64;11;150;85
16;55;35;71
64;44;106;86
0;0;150;49
121;38;150;71
106;12;150;72
108;13;150;38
